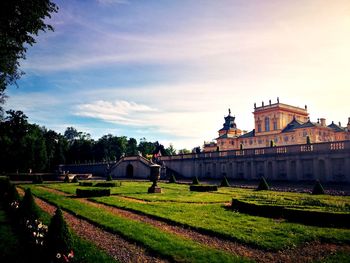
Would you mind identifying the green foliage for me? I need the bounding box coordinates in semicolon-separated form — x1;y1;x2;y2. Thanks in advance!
47;207;73;258
220;176;230;187
168;174;177;183
106;174;112;181
7;183;20;203
192;176;200;185
256;177;269;191
63;174;70;183
19;188;40;220
0;0;58;92
32;174;43;184
312;180;325;195
76;188;110;197
72;176;79;183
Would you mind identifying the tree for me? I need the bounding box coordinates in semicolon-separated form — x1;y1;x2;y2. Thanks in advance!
178;148;191;154
126;138;138;156
0;0;58;112
137;137;156;156
165;143;176;156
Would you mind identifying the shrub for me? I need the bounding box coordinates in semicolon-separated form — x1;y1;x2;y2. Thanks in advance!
220;176;230;187
192;176;200;185
190;185;218;192
106;174;113;181
72;176;79;183
256;177;269;191
312;180;325;195
63;175;70;183
168;174;177;183
0;176;11;196
76;188;110;197
32;174;43;184
94;182;121;187
19;188;40;220
78;182;93;186
46;207;74;261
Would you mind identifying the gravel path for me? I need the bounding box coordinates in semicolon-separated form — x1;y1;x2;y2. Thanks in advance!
37;186;350;263
17;187;167;263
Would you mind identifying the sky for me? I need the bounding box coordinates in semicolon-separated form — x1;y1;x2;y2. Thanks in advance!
5;0;350;150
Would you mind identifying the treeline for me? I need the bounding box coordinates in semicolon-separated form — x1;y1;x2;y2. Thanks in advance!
0;110;177;173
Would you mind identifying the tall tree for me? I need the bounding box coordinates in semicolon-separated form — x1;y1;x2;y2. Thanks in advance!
0;0;58;104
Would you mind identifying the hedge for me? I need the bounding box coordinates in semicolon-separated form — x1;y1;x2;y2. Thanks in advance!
76;188;110;197
78;182;93;187
190;185;218;192
231;198;350;228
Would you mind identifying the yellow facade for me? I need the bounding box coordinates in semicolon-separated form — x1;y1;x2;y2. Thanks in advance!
204;99;350;152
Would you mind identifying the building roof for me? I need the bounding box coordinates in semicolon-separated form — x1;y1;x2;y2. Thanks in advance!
328;122;346;132
239;129;255;138
281;118;303;133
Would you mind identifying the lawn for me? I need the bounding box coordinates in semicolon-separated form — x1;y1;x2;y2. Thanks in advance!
23;184;249;263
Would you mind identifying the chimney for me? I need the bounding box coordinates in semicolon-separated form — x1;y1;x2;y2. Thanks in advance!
320;118;326;127
347;117;350;130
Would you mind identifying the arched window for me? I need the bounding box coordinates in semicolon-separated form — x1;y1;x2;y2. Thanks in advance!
265;117;270;131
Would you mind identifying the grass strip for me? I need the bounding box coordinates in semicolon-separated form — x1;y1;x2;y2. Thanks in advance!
92;196;350;251
25;185;250;263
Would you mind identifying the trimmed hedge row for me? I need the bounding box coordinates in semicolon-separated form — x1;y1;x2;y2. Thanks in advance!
78;182;93;186
190;185;218;192
231;198;350;228
76;188;110;197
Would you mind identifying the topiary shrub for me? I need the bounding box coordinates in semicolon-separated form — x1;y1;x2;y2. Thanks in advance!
32;174;43;184
63;175;70;183
192;176;200;185
72;176;79;183
256;177;269;191
46;207;74;261
190;185;218;192
78;182;93;186
106;174;113;181
168;174;177;183
19;188;40;220
312;180;325;195
220;176;230;187
76;188;110;197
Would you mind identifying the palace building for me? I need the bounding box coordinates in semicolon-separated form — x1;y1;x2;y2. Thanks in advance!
204;99;350;152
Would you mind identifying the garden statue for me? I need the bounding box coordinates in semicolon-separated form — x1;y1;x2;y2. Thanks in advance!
148;164;162;193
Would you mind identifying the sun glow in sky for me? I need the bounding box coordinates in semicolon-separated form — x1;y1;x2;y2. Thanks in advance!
5;0;350;149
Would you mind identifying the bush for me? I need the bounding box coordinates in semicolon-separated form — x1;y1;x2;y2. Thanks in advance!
63;175;70;183
32;174;43;184
46;207;74;260
106;174;113;181
168;174;177;183
76;188;111;197
256;177;269;191
190;185;218;192
192;176;200;185
312;180;325;195
94;182;121;187
19;188;40;220
0;176;11;196
78;182;93;186
220;176;230;187
72;176;79;183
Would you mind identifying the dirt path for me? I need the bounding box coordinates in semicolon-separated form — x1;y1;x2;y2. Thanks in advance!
17;187;167;263
39;186;350;263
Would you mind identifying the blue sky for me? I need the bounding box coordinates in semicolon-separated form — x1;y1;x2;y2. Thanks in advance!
5;0;350;149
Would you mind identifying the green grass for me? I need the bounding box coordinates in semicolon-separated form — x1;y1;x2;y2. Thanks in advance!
44;182;350;212
33;182;350;251
24;185;250;263
93;195;350;250
314;251;350;263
